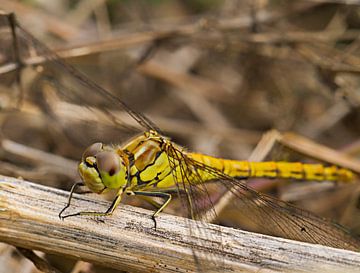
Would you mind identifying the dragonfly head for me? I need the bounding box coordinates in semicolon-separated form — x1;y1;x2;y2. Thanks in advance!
78;142;127;193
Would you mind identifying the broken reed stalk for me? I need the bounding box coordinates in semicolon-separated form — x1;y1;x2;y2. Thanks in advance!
0;175;360;273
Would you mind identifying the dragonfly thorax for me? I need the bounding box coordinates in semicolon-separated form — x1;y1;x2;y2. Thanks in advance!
78;142;127;193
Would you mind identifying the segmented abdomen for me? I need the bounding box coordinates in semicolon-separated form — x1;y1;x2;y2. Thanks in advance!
189;153;355;182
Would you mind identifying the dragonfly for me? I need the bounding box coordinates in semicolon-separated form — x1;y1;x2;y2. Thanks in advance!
1;12;360;268
59;129;355;225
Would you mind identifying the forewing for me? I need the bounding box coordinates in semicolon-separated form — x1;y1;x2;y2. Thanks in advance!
165;141;230;272
165;143;360;251
3;16;160;144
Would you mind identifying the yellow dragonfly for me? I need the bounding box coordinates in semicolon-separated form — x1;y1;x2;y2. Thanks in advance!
55;126;359;251
3;13;360;260
59;129;354;223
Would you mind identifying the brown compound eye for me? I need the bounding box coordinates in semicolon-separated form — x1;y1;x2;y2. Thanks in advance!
82;142;103;161
96;151;120;176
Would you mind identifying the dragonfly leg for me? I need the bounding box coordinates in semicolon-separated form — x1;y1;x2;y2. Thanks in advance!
59;182;85;219
130;191;172;229
60;187;124;219
137;195;163;209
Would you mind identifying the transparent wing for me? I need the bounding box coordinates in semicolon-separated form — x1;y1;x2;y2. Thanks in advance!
2;15;160;139
0;14;162;185
165;143;360;251
165;142;227;272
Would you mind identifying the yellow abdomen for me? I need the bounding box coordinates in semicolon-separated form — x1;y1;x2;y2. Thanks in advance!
122;132;355;191
188;153;355;182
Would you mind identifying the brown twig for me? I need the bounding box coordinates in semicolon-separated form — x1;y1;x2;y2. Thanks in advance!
1;175;360;272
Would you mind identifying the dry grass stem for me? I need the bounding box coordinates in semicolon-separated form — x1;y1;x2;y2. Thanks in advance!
1;175;360;273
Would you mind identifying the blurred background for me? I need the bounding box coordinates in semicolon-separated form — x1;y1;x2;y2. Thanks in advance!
1;0;360;272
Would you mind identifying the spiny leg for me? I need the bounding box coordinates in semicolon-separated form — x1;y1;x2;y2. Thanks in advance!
59;182;85;219
137;195;163;209
137;189;178;209
130;191;172;229
60;187;124;219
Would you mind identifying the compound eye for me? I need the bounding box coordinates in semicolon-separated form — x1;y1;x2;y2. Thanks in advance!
82;142;103;161
96;151;120;176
